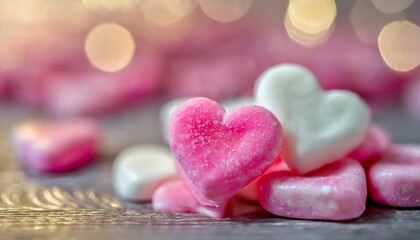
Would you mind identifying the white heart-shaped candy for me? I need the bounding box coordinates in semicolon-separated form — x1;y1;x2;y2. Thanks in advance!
255;64;370;173
160;97;253;143
112;144;177;201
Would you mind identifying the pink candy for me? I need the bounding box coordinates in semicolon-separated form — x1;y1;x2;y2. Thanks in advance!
368;145;420;207
348;125;390;166
166;54;257;101
152;180;227;218
11;119;100;173
0;76;11;99
258;159;367;221
236;160;290;202
45;53;164;116
168;97;282;207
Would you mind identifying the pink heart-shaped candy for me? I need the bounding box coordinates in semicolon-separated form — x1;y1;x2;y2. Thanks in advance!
368;144;420;207
258;159;367;221
11;119;100;173
348;125;390;166
168;97;282;206
152;179;227;218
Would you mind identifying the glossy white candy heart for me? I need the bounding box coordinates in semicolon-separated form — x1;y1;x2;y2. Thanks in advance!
255;64;370;173
112;144;177;201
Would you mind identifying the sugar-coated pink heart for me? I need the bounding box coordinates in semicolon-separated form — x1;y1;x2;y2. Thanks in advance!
348;125;390;166
152;179;227;218
11;119;100;173
368;144;420;207
258;159;367;221
168;97;282;207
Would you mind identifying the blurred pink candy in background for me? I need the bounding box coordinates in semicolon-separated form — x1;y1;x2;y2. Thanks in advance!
0;0;418;116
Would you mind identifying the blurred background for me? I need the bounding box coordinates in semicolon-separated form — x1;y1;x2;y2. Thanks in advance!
0;0;419;160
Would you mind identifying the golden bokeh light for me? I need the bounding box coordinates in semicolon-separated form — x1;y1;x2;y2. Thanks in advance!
84;23;136;72
371;0;414;14
0;0;54;24
284;12;332;47
351;0;404;46
101;0;138;11
139;0;197;26
82;0;102;11
287;0;336;34
199;0;253;23
82;0;138;11
378;21;420;72
142;16;193;44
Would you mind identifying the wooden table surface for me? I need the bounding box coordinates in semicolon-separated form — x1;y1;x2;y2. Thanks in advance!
1;100;420;240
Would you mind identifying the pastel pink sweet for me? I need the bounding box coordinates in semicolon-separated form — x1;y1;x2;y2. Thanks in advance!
160;97;253;143
348;125;390;165
168;97;282;207
12;51;87;108
44;71;121;115
44;51;165;116
367;145;420;207
0;75;11;99
11;119;100;172
236;160;290;202
258;159;367;221
152;180;227;218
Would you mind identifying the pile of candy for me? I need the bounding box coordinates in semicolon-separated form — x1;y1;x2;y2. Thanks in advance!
10;64;420;221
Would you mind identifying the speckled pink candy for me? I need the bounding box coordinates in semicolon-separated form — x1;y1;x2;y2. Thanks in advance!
168;97;282;207
258;159;367;221
348;125;390;166
152;180;227;218
236;160;290;202
368;145;420;207
11;119;100;173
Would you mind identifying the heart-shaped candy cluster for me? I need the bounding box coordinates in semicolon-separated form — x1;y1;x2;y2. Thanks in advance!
109;64;420;221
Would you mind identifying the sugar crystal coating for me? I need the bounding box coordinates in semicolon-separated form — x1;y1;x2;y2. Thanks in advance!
168;97;282;206
368;144;420;207
160;97;254;143
258;159;367;221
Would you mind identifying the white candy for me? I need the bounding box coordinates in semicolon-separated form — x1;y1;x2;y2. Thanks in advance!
255;64;370;174
112;144;177;201
160;97;254;143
